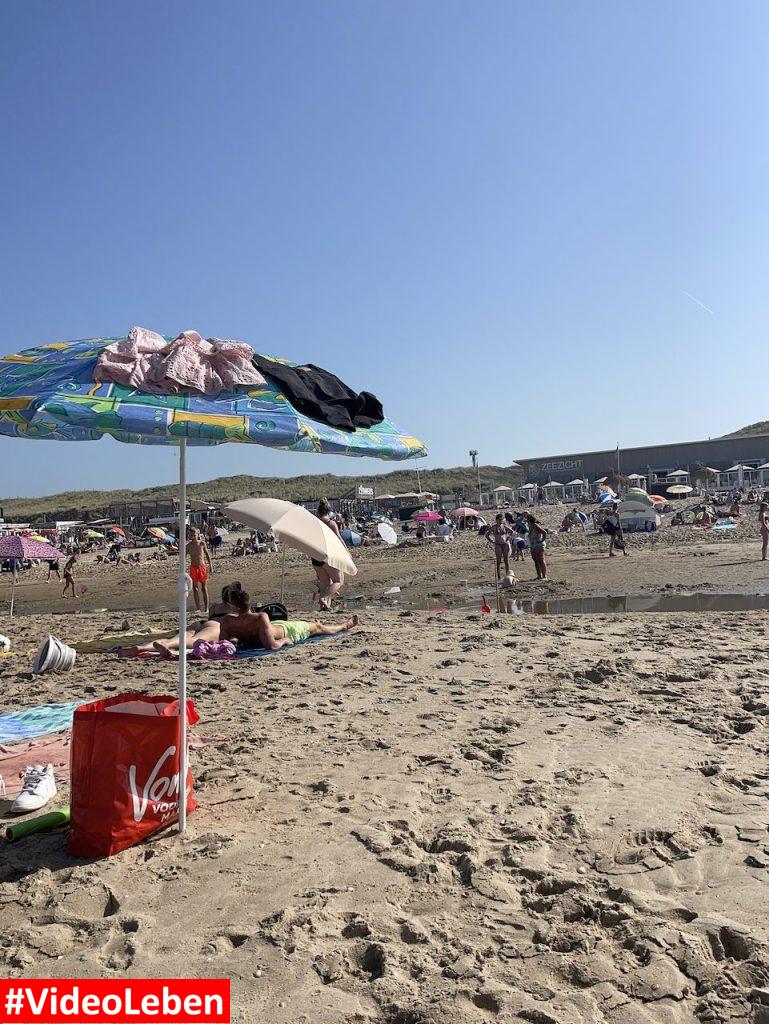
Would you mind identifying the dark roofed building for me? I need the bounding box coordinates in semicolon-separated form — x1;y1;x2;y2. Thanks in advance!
516;434;769;489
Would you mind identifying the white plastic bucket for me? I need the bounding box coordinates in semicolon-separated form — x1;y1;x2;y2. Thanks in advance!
32;635;77;674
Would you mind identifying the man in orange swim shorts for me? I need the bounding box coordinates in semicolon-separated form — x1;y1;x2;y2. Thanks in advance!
187;527;213;615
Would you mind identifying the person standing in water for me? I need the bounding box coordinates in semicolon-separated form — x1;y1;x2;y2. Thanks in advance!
312;499;345;611
187;527;213;615
760;502;769;561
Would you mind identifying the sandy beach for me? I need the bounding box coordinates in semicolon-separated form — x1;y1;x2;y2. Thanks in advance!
1;514;768;1023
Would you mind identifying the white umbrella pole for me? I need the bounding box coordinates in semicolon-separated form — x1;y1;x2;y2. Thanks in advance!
178;440;188;835
280;544;286;603
9;575;15;617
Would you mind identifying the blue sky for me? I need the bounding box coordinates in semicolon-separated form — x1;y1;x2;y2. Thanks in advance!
3;1;768;496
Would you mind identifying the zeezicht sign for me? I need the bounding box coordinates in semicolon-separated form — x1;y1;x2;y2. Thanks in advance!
526;459;583;477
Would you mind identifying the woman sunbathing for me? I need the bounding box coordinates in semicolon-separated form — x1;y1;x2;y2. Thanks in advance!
120;589;357;657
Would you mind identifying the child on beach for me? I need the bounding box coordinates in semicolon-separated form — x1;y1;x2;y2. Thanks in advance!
187;528;213;615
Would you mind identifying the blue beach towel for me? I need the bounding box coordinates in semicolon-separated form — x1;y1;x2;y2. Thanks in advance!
0;701;84;743
234;632;345;659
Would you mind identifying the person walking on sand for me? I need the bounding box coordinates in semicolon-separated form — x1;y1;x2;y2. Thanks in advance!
760;502;769;561
312;499;345;611
62;555;77;598
525;514;548;580
187;527;213;615
487;513;514;579
607;503;629;557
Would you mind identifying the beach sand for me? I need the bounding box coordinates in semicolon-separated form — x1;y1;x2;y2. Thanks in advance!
1;514;768;1022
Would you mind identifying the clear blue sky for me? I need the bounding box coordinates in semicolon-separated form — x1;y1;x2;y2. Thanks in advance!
3;1;768;497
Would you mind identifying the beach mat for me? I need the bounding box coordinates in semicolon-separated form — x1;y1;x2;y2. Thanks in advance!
0;734;72;796
75;628;177;653
0;701;84;744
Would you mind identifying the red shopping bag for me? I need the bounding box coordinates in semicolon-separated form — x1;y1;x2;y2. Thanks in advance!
68;693;199;857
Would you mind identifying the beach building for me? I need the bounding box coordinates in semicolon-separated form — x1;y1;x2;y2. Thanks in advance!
516;433;769;493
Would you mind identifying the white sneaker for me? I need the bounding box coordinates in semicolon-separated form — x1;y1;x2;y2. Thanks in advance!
10;764;57;814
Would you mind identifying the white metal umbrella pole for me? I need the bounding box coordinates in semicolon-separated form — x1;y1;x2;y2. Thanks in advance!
9;575;15;617
177;439;188;834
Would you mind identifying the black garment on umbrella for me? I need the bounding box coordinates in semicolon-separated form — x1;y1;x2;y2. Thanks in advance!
252;355;384;433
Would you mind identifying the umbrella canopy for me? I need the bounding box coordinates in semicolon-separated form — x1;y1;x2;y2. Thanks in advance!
667;484;693;495
649;495;666;504
85;530;104;539
519;483;536;490
0;332;425;834
625;487;654;507
223;498;357;574
147;526;171;540
108;526;126;536
667;469;690;478
452;507;479;518
0;535;62;560
0;336;426;459
377;523;398;545
29;533;48;542
412;510;442;522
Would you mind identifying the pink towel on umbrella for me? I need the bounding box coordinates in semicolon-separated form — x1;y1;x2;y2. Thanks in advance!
94;327;266;397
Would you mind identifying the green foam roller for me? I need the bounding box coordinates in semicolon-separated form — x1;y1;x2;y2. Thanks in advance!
5;806;70;843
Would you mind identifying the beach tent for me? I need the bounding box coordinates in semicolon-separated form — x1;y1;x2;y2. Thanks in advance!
667;469;690;479
0;334;426;834
619;500;661;533
624;487;654;507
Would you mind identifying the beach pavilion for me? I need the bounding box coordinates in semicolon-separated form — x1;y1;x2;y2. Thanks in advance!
492;485;515;507
717;465;754;490
626;472;647;490
564;478;589;502
518;482;536;505
542;480;565;503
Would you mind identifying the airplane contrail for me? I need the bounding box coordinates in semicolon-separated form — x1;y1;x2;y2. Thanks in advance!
682;291;714;315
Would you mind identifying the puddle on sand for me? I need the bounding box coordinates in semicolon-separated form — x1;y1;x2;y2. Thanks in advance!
399;592;769;616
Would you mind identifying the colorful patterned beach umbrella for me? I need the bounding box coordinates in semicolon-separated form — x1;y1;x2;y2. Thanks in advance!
0;535;63;616
0;337;426;459
0;333;428;833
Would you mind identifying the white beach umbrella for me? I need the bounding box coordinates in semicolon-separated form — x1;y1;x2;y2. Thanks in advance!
666;484;693;496
377;523;398;545
223;498;358;575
